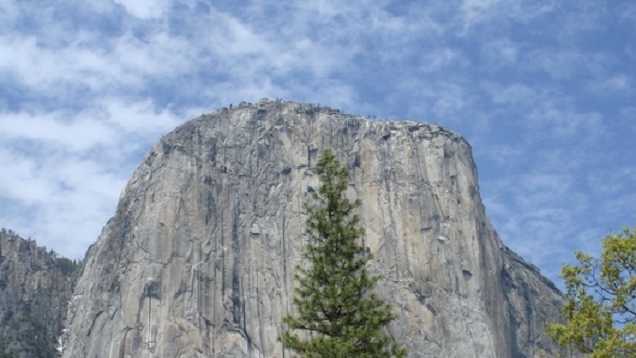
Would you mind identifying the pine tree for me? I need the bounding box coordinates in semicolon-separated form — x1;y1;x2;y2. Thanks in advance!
281;150;406;358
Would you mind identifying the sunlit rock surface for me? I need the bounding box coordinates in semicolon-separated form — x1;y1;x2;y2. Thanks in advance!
62;100;567;357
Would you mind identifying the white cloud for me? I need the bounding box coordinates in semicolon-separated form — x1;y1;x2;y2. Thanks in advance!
480;84;609;142
0;0;19;28
0;1;379;259
581;73;632;97
587;168;636;195
479;145;523;166
527;105;604;139
0;98;194;152
0;111;118;152
595;74;631;93
461;0;501;27
481;39;520;67
0;149;126;258
98;98;191;134
418;48;466;73
0;31;203;96
527;50;585;80
400;80;473;120
483;169;588;280
485;83;537;106
0;0;633;287
0;149;56;204
113;0;172;19
459;0;556;30
0;96;199;257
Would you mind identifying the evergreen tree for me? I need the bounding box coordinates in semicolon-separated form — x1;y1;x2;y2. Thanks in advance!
281;150;406;358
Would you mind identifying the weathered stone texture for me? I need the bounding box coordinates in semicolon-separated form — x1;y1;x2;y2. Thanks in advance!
62;100;568;357
0;229;79;358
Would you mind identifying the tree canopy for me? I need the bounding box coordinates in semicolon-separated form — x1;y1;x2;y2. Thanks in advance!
280;149;406;358
548;228;636;357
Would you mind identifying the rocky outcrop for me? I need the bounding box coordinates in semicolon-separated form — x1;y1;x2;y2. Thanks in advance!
62;100;568;357
0;229;80;358
500;246;566;357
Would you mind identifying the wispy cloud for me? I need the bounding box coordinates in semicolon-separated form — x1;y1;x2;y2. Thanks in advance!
0;95;200;257
0;0;634;290
113;0;172;19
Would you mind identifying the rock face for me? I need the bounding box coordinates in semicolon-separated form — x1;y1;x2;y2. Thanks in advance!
0;229;79;358
62;100;567;357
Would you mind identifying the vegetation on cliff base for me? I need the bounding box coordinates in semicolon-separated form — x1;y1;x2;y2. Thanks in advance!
548;228;636;357
0;336;16;358
280;150;406;357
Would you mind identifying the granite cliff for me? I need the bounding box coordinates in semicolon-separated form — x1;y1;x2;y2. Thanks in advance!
61;100;567;357
0;229;79;358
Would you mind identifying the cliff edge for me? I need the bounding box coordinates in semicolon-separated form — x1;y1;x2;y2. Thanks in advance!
62;100;567;357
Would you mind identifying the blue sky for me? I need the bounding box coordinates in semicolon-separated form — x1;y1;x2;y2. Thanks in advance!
0;0;634;286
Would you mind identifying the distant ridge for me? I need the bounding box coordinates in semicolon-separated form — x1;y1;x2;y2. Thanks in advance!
0;228;80;358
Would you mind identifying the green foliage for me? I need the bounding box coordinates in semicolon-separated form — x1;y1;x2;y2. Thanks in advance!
0;336;16;358
0;350;15;358
548;228;636;357
281;150;406;358
55;257;82;275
